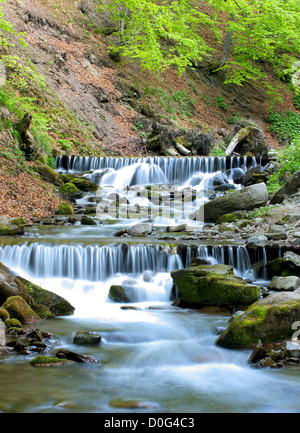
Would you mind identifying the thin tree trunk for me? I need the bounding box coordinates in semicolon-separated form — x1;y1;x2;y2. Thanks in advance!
210;14;234;72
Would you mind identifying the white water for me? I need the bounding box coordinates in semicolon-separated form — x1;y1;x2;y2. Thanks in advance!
1;155;300;413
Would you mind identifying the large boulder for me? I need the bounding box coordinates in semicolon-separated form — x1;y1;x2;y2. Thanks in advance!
196;183;268;222
171;264;260;311
216;290;300;348
0;217;27;236
268;276;300;291
127;223;153;237
270;169;300;205
0;263;33;306
1;296;40;324
109;285;132;303
18;277;75;316
267;251;300;278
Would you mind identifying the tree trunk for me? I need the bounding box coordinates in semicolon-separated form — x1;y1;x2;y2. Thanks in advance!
209;14;234;72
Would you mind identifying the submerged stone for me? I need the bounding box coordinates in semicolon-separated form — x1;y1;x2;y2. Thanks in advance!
73;331;102;346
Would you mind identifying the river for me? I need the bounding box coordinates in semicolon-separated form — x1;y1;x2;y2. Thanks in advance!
0;155;300;413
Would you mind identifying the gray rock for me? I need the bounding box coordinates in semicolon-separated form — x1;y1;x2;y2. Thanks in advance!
268;276;300;291
270;169;300;205
197;183;268;223
283;251;300;269
73;331;102;346
127;223;153;237
247;234;268;245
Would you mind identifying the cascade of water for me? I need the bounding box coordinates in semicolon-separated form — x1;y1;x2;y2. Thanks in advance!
56;155;261;185
0;242;263;282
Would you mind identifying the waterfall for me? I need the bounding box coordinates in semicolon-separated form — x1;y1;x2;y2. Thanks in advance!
0;243;261;282
56;155;260;186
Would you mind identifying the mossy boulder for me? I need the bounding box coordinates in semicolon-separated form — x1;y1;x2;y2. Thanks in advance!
266;252;300;278
59;182;82;199
0;217;26;236
2;296;40;324
171;264;260;311
55;201;74;215
18;277;75;317
30;355;73;367
71;177;98;192
81;215;97;225
0;266;33;306
59;174;98;192
73;331;102;346
109;285;132;303
216;290;300;348
0;308;9;322
215;212;245;225
4;318;22;328
59;182;80;194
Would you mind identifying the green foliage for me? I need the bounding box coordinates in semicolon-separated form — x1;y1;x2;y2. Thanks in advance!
267;139;300;193
294;94;300;110
101;0;300;88
100;0;214;75
267;111;300;141
216;96;227;111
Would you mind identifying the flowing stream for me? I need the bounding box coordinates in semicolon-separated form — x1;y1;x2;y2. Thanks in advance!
0;155;300;414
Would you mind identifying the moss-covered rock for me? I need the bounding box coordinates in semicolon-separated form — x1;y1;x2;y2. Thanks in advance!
0;216;26;236
32;303;54;319
73;331;102;346
109;285;132;303
4;318;22;328
71;177;98;192
55;201;74;215
18;277;75;317
266;258;298;278
215;212;245;225
30;355;73;367
216;290;300;348
10;218;27;227
59;182;80;195
81;215;97;225
2;296;40;324
171;264;260;310
0;308;9;322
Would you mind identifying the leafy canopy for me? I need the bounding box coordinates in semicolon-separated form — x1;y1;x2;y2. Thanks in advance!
102;0;300;85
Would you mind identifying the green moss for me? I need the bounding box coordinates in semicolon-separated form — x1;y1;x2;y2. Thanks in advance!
215;212;243;224
171;265;259;309
2;296;40;324
10;218;27;227
4;318;22;328
59;182;80;195
55;201;74;215
0;308;10;321
0;226;11;235
30;355;72;367
216;297;300;348
71;178;98;192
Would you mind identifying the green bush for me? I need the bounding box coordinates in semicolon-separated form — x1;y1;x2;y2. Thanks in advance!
267;111;300;141
267;138;300;193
